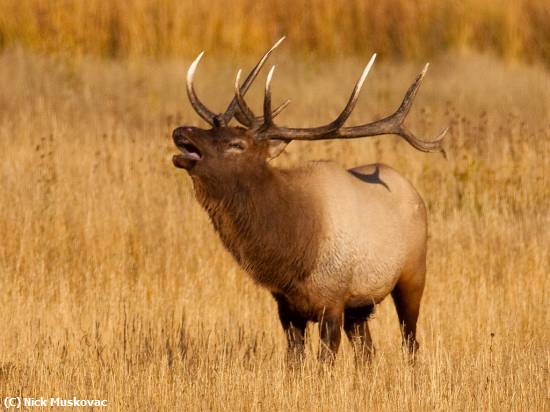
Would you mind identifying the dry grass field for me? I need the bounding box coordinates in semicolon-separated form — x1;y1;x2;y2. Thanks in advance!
1;0;550;64
0;45;548;410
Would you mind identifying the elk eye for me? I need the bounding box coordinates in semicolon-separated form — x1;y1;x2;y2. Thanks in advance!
228;141;245;151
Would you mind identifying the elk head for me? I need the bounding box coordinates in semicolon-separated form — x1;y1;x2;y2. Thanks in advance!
172;37;447;178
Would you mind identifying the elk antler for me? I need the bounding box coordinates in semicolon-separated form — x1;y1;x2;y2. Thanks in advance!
233;69;291;128
234;55;448;154
186;51;217;125
222;37;290;126
186;37;289;127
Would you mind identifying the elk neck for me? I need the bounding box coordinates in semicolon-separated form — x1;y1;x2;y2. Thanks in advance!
191;162;322;293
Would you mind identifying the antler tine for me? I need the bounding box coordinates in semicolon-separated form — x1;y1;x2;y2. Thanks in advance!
395;65;448;155
263;66;276;126
186;52;217;126
234;68;292;127
272;99;291;119
392;63;429;126
330;53;377;129
234;69;257;126
398;125;449;157
223;37;286;125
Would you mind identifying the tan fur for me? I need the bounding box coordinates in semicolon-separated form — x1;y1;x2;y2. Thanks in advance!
287;162;427;318
193;163;323;294
200;160;427;320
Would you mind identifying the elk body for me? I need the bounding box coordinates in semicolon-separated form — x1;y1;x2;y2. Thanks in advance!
172;38;447;362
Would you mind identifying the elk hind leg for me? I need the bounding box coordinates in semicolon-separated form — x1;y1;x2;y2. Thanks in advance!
391;273;425;355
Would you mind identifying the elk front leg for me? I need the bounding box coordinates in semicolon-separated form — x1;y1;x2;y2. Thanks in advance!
272;293;307;364
318;307;343;363
344;304;375;364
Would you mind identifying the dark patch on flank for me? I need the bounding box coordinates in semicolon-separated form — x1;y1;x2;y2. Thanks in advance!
349;166;390;191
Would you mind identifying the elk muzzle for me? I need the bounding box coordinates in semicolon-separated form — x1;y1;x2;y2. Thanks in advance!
172;127;203;170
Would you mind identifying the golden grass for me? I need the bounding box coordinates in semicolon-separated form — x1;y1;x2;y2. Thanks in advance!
0;0;549;65
0;47;548;410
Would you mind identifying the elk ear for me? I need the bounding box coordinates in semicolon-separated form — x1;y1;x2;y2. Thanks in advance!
267;139;290;160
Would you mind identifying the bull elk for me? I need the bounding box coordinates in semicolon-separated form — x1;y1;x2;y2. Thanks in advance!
171;37;447;363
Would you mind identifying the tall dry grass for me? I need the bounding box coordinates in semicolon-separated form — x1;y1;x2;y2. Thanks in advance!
0;47;548;410
0;0;549;64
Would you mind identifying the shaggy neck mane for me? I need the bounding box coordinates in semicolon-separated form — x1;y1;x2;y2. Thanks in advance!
192;163;321;293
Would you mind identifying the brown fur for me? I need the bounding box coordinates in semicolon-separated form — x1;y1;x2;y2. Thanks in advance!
192;164;323;293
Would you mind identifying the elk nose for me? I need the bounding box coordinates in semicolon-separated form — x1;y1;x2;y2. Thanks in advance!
172;127;184;140
172;126;192;143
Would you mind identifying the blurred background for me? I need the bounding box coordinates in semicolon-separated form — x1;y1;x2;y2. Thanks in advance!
0;0;549;64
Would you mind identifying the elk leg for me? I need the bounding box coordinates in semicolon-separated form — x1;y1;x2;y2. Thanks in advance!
391;277;424;355
318;308;343;363
344;305;375;363
272;293;307;363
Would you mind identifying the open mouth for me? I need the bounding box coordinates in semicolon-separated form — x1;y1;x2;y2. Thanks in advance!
173;138;202;169
177;139;202;160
